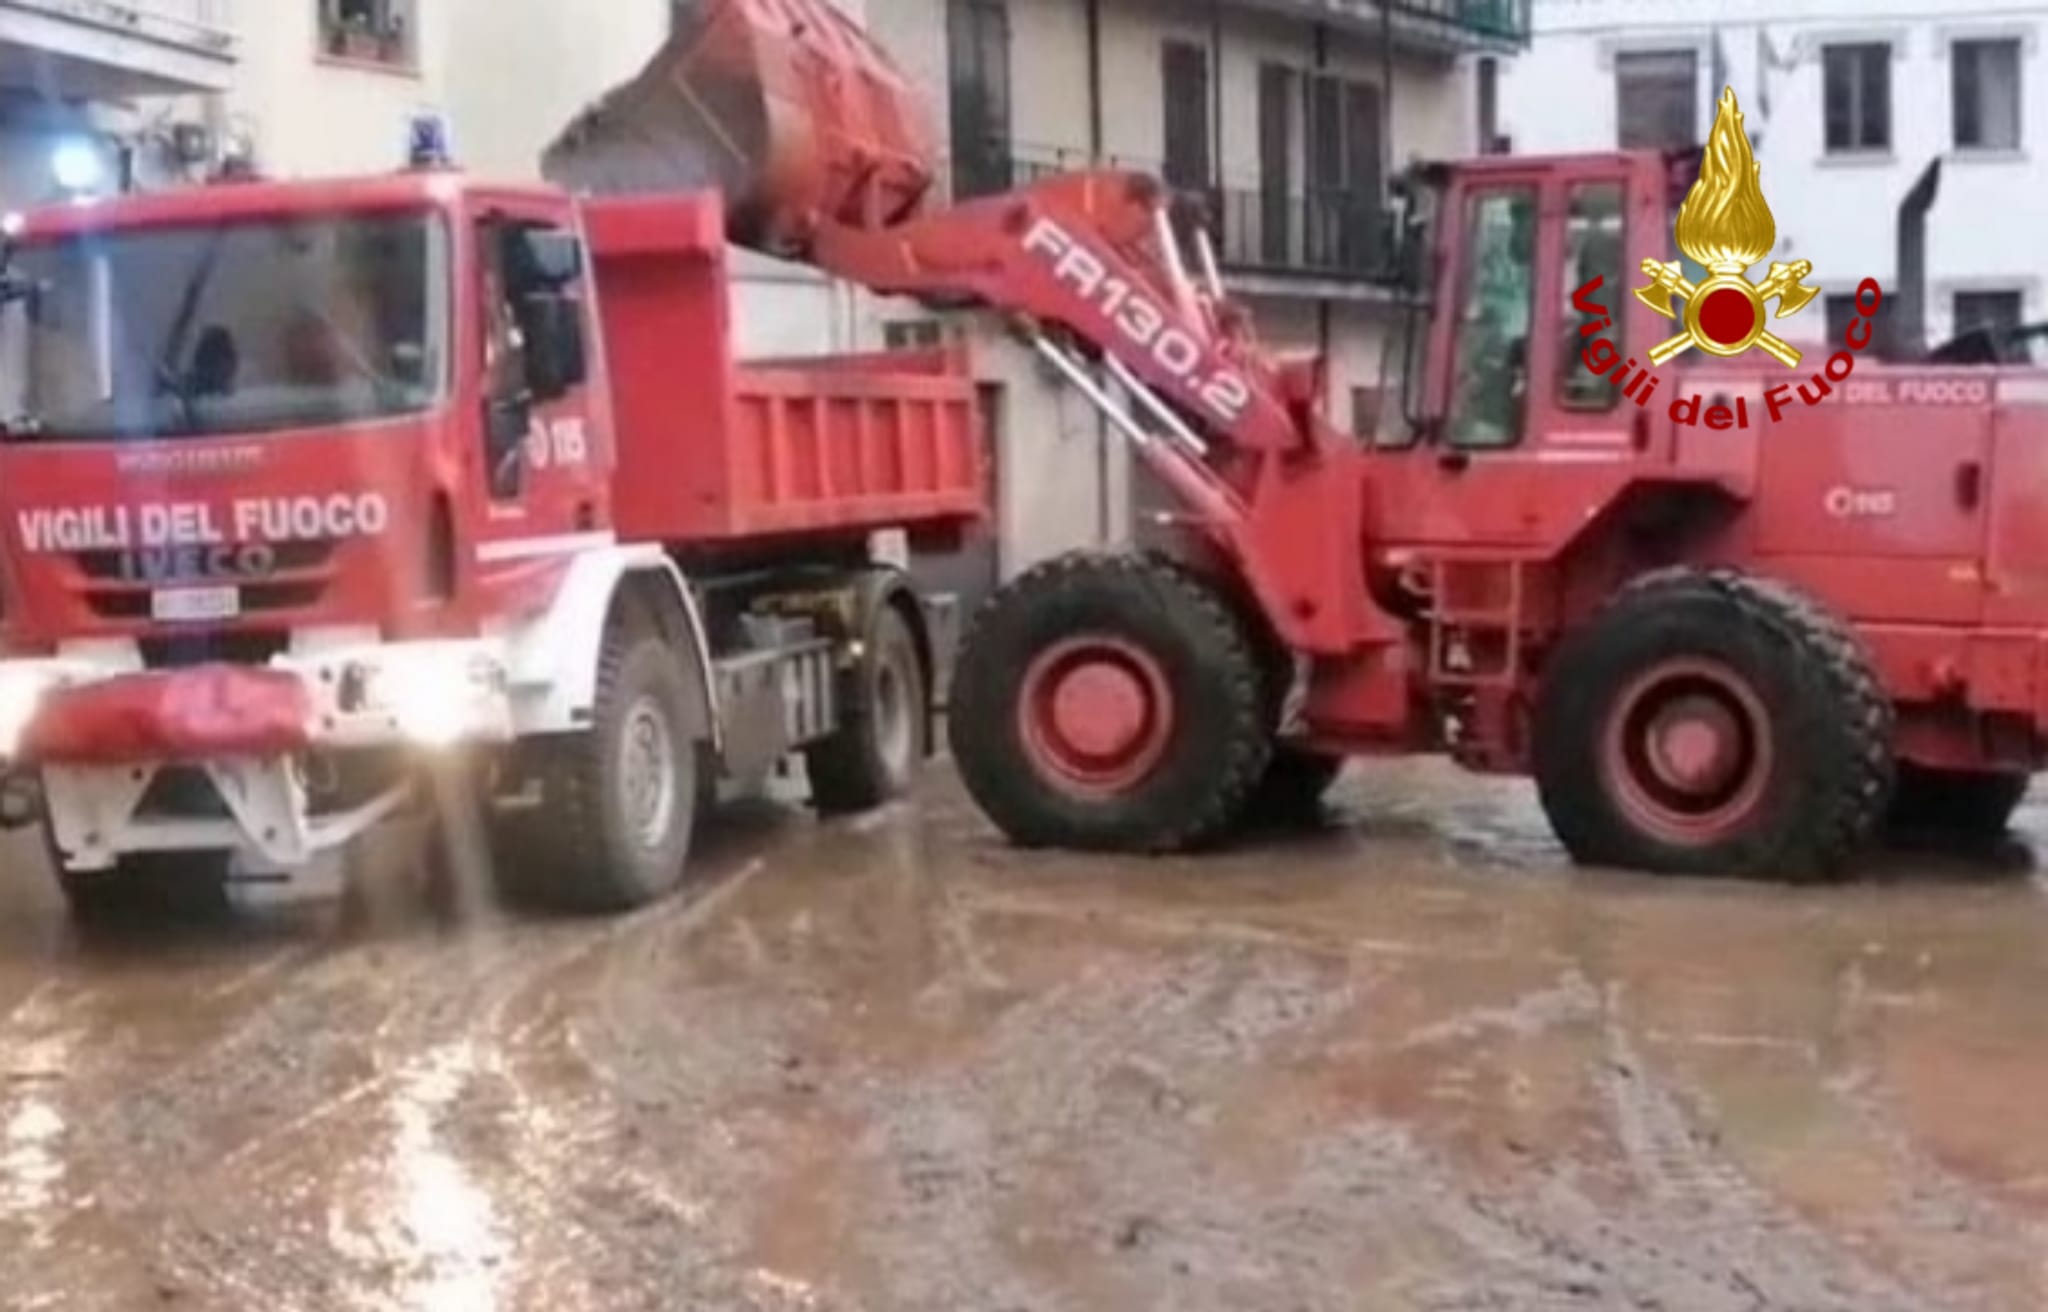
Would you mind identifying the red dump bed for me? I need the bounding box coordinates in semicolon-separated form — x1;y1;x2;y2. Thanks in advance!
583;192;984;547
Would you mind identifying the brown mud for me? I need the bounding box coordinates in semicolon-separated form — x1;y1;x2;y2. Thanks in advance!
2;759;2045;1310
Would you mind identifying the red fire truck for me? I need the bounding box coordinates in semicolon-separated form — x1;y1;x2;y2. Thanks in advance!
0;97;981;920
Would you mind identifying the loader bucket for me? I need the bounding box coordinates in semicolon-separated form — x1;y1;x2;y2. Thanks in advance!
542;0;937;259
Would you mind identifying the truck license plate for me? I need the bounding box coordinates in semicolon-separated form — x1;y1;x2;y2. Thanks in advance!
151;586;241;623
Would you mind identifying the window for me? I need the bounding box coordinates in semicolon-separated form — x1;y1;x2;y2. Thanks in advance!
1826;290;1891;350
1351;385;1382;438
1257;63;1293;266
0;214;449;443
1558;182;1625;411
1824;293;1860;346
1954;38;2023;150
883;320;943;349
1615;50;1698;151
947;0;1012;200
1823;43;1891;153
1306;73;1384;271
319;0;415;68
1954;290;2024;341
1448;187;1536;449
1161;41;1211;190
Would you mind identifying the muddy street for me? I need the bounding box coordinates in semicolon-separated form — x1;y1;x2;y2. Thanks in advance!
1;761;2046;1311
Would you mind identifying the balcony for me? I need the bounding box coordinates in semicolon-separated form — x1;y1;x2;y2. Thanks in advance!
1225;0;1529;54
0;0;236;97
947;144;1400;290
1195;186;1396;284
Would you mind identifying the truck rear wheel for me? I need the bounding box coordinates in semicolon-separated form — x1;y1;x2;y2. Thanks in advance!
807;601;928;813
1532;569;1893;881
948;551;1269;853
494;615;701;914
1886;763;2030;840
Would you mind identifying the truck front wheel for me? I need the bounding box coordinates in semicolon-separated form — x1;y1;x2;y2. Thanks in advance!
948;552;1269;853
495;616;702;914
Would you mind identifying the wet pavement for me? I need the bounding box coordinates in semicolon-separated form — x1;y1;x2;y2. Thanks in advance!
3;759;2048;1311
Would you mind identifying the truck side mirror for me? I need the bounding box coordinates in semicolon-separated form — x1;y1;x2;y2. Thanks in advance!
518;230;583;289
516;292;587;403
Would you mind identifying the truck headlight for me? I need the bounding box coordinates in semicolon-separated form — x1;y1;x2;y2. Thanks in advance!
344;648;508;747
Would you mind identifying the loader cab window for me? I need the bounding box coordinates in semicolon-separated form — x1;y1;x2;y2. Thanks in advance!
1558;182;1625;410
1446;186;1536;448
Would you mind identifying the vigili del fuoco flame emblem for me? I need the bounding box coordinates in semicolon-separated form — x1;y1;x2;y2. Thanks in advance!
1636;86;1818;369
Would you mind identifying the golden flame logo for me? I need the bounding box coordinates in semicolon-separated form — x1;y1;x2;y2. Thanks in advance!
1676;87;1775;273
1636;87;1818;369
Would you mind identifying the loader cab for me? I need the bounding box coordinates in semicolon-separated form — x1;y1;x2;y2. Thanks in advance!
0;173;610;652
1366;151;1675;543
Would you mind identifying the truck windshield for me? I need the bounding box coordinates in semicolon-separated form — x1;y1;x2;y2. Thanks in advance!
0;211;449;441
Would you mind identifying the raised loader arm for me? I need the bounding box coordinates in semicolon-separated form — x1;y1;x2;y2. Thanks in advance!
545;0;1396;657
806;170;1395;655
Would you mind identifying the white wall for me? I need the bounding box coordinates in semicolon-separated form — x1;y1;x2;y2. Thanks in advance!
1501;0;2048;344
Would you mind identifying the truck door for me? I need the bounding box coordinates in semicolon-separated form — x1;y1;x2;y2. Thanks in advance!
471;207;605;542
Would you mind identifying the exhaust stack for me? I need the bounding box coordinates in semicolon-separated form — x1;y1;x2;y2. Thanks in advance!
1887;157;1941;362
542;0;937;260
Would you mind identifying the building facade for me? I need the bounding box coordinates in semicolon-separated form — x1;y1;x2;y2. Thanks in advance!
865;0;1526;579
0;0;236;208
1500;0;2047;349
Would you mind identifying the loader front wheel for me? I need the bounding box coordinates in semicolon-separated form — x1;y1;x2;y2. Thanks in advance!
949;552;1269;853
1533;569;1893;881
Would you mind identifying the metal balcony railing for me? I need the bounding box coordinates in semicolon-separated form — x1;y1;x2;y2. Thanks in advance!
1243;0;1531;48
0;0;236;55
946;144;1397;283
1187;186;1396;281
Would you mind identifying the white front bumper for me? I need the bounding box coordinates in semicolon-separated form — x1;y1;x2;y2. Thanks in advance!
4;638;516;872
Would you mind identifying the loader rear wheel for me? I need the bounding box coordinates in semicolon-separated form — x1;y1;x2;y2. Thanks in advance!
1533;569;1893;881
949;551;1269;853
492;610;701;914
1886;763;2030;840
807;601;928;813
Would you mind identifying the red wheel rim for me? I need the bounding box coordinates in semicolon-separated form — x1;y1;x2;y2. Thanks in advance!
1599;656;1774;845
1016;636;1176;797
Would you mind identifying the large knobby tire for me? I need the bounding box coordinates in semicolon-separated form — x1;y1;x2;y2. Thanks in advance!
948;551;1270;853
1532;569;1894;881
1886;762;2030;840
807;600;928;813
493;614;702;914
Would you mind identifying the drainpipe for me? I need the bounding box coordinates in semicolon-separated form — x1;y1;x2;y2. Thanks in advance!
1210;0;1224;183
1085;0;1111;542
